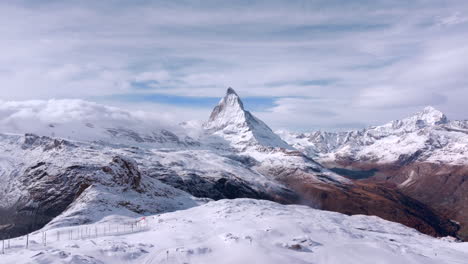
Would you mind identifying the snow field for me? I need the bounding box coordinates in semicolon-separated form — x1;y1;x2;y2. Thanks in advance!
1;199;467;264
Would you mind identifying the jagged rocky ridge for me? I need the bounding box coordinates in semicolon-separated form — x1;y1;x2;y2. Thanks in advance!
279;106;468;239
0;89;462;240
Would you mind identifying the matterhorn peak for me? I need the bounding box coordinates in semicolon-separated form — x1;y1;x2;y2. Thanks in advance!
205;87;246;129
204;87;292;150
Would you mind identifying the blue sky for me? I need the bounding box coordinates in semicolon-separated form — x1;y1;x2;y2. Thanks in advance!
97;92;277;112
1;0;468;131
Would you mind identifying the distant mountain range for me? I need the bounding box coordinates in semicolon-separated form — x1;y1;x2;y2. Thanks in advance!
1;88;467;241
279;106;468;239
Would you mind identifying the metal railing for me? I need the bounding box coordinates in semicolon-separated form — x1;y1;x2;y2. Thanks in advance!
1;217;150;254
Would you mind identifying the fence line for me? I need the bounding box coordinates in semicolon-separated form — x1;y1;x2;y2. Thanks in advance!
0;217;151;255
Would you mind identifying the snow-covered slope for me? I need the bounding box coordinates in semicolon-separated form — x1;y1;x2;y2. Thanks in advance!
0;132;207;237
0;131;302;238
1;199;467;264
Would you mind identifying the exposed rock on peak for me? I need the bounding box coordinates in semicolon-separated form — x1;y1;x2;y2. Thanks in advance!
226;87;238;95
102;156;142;190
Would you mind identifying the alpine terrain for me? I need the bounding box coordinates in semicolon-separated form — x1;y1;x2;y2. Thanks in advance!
279;106;468;240
0;88;467;264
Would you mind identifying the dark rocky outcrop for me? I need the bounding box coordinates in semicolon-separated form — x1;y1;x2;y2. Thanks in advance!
144;163;299;204
0;155;144;239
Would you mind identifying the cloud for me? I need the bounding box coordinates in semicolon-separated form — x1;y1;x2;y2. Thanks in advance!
356;86;447;108
0;99;186;140
134;71;171;83
0;0;467;130
437;12;468;26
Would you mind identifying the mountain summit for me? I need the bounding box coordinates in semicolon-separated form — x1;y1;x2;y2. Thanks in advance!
412;106;448;126
384;106;448;132
206;87;245;129
204;88;292;150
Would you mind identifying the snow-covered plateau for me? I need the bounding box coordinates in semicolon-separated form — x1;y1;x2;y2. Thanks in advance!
2;199;468;264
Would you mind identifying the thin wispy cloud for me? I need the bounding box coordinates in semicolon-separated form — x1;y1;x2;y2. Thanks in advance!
0;0;467;131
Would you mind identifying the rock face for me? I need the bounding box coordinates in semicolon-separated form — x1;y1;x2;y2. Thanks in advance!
102;156;142;190
280;106;468;239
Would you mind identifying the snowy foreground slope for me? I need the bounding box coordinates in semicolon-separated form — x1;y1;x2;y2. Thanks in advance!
1;199;467;264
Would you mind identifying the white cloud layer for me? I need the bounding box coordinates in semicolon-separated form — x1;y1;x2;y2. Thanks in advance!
0;0;467;131
0;99;187;140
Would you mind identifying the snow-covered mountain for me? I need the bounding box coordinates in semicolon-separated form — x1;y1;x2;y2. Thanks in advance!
0;89;463;244
202;88;347;185
2;199;468;264
200;90;461;240
204;87;292;151
279;106;468;165
279;106;468;240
